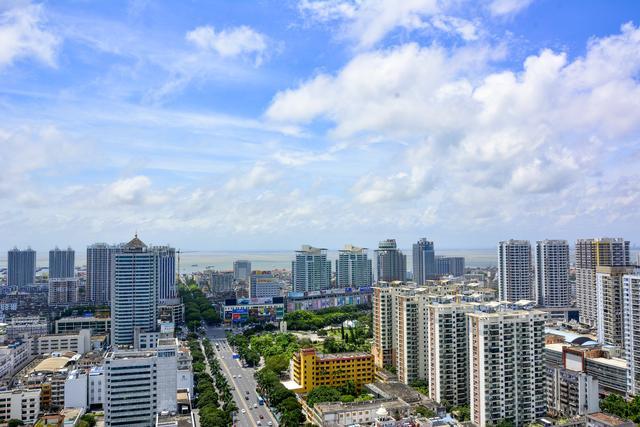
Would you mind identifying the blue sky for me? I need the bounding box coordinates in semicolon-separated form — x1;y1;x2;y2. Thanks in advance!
1;0;640;252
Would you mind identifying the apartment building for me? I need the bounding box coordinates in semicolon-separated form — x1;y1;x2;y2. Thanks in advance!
285;348;374;394
428;304;474;407
498;240;534;302
596;266;633;347
576;238;629;327
468;310;546;427
622;272;640;395
0;388;41;424
546;366;599;417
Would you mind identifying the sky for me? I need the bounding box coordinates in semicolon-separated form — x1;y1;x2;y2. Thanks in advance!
1;0;640;252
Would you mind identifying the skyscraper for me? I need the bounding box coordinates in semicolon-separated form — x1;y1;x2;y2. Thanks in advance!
535;240;570;307
7;248;36;287
412;238;435;285
336;244;373;288
596;266;633;347
435;256;465;277
233;260;251;282
576;238;630;327
498;240;534;302
292;245;331;292
48;247;75;279
111;235;158;347
468;310;547;426
623;272;640;395
153;245;176;304
87;243;123;305
375;239;406;282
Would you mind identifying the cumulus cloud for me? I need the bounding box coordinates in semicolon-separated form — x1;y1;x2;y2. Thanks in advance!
267;23;640;231
224;163;280;192
0;2;60;68
186;25;268;65
488;0;534;16
104;176;168;206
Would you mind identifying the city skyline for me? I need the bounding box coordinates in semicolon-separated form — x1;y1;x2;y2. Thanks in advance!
1;1;640;249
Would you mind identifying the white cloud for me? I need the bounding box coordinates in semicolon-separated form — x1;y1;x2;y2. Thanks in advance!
224;163;280;192
0;2;60;68
488;0;534;16
104;176;168;206
266;23;640;233
186;25;268;65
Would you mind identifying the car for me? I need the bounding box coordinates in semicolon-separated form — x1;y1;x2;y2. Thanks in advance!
232;375;236;378
246;391;250;395
241;409;246;414
253;403;258;408
257;421;262;426
268;422;273;426
238;374;242;378
259;415;264;419
245;396;249;400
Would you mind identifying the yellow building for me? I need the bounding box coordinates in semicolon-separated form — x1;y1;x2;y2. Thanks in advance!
284;348;375;393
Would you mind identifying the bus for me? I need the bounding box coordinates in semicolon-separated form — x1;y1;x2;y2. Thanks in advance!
257;395;265;406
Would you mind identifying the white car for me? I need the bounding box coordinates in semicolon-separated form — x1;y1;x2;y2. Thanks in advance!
253;403;258;408
233;375;236;378
238;374;242;378
241;409;246;414
257;421;262;426
268;422;273;426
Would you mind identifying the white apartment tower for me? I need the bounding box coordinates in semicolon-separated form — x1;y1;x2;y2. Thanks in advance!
468;310;547;427
536;240;570;307
498;240;534;302
576;238;629;327
292;245;331;292
622;272;640;395
336;244;373;288
428;303;473;407
111;235;158;347
372;285;394;369
596;266;633;348
394;289;429;384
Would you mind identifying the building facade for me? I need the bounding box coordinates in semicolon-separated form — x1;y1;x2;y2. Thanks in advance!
468;310;546;427
596;266;633;347
233;260;251;282
535;240;570;307
546;366;599;417
435;256;465;277
87;243;123;305
292;245;331;292
498;240;534;302
412;238;435;285
48;278;79;306
111;235;158;346
376;240;406;282
48;247;75;279
154;246;177;304
0;389;41;424
576;238;629;327
250;270;281;298
8;248;36;287
336;245;373;288
623;272;640;395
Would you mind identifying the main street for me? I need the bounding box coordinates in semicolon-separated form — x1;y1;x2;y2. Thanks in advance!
206;326;279;427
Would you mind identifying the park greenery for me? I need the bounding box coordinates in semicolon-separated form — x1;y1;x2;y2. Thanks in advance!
188;338;237;427
305;382;373;406
600;394;640;423
283;304;372;331
179;284;220;331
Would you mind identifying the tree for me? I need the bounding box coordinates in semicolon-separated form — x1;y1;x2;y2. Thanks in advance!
452;405;470;422
306;385;343;407
264;353;290;374
7;420;24;427
80;414;96;427
415;405;436;418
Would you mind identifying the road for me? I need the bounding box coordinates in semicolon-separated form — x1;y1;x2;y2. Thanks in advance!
206;326;279;427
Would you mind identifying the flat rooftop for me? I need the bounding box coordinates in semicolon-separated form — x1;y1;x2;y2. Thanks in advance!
317;352;372;360
315;397;409;414
30;356;71;373
588;412;633;426
366;381;422;404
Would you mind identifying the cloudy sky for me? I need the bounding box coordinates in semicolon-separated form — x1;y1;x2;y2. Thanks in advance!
1;0;640;252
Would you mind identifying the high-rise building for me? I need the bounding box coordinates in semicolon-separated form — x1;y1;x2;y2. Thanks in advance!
48;247;75;279
435;256;465;277
48;278;79;306
7;248;36;287
372;286;394;369
104;338;178;427
153;246;176;304
376;239;406;282
233;260;251;282
535;240;570;307
596;266;633;347
336;245;372;288
292;245;331;292
394;289;429;384
576;238;630;327
622;272;640;395
208;271;234;293
413;238;435;285
87;243;123;305
250;270;281;298
428;304;474;407
498;240;534;302
468;310;547;427
111;235;158;347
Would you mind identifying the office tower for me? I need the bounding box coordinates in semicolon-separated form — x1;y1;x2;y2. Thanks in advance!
596;266;633;347
233;260;251;282
535;240;570;307
576;238;630;327
104;338;178;427
48;247;75;279
336;244;373;288
428;304;474;407
376;239;406;282
87;243;123;305
413;238;435;284
468;310;547;427
111;235;158;347
48;278;79;306
498;240;534;302
153;246;177;303
292;245;331;292
435;256;465;277
622;272;640;395
250;270;281;298
7;248;36;287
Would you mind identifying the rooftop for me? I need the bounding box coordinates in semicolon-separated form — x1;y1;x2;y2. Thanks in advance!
31;356;71;373
317;351;372;360
588;412;634;426
366;381;423;404
315;397;409;414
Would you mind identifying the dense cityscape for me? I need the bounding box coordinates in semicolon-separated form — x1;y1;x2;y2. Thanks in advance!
0;236;638;427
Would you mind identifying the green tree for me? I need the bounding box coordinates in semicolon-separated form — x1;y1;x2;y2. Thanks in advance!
415;405;437;418
79;414;97;427
306;386;343;407
8;420;24;427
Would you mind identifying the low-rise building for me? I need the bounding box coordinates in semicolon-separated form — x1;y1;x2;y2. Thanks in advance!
34;329;104;355
0;388;41;424
587;412;635;427
284;348;375;394
0;340;33;379
546;366;599;417
302;398;412;427
287;287;373;312
7;316;48;340
222;297;285;326
54;316;110;335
